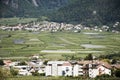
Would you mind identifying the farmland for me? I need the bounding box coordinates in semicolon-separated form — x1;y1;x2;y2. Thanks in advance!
0;29;120;60
0;18;37;26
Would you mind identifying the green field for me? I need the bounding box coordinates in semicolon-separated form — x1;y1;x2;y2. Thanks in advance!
0;29;120;60
7;76;120;80
0;18;37;26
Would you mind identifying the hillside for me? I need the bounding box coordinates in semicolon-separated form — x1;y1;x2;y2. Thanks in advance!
0;0;120;27
50;0;120;26
0;0;69;17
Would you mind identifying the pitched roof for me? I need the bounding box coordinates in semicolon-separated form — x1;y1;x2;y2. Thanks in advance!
62;62;72;66
77;60;112;69
98;61;112;69
47;61;65;65
77;60;92;65
112;64;120;69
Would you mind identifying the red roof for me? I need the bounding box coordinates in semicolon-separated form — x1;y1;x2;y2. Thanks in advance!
62;62;72;66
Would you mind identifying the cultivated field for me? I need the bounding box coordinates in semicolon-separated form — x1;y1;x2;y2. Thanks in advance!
0;18;37;26
0;29;120;60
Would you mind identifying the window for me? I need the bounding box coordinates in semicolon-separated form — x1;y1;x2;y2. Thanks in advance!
66;67;69;72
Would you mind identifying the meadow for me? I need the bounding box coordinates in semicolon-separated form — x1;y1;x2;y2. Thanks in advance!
7;76;120;80
0;18;37;26
0;29;120;60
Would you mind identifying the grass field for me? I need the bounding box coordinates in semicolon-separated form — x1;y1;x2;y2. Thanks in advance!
0;29;120;60
0;18;37;26
7;76;120;80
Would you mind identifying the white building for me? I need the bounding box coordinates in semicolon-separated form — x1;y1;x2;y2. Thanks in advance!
13;65;31;76
73;64;84;76
89;62;111;78
45;61;72;76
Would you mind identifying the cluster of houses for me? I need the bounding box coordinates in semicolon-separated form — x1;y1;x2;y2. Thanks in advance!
2;55;120;78
45;60;112;78
0;21;119;33
0;21;82;33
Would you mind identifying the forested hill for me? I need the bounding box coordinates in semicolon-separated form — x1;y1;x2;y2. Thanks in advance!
0;0;69;17
50;0;120;26
0;0;120;26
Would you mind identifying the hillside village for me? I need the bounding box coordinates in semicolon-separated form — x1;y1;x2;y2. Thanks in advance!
0;54;120;79
0;21;120;33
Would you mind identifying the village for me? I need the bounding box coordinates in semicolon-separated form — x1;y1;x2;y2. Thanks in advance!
0;21;120;79
1;54;120;79
0;21;119;33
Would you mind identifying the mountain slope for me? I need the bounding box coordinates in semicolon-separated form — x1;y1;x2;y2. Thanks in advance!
0;0;69;17
0;0;120;27
50;0;120;26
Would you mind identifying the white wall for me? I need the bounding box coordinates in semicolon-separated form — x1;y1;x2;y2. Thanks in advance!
58;66;62;76
73;64;79;76
62;66;72;76
89;69;99;78
45;66;52;76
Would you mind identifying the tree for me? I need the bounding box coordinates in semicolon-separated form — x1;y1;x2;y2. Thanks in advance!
111;59;117;64
84;54;93;60
18;61;27;65
115;69;120;77
0;60;4;66
43;60;48;65
31;71;40;76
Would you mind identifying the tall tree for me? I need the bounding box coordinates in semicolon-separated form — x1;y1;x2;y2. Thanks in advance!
84;54;93;60
0;60;4;66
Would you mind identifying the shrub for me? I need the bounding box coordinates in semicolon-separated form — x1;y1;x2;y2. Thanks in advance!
31;71;40;76
39;73;45;76
18;61;27;65
96;74;111;80
0;60;4;66
115;69;120;77
0;68;11;80
10;68;18;76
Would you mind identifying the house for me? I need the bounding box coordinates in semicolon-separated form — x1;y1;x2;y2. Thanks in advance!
61;61;73;76
3;60;12;66
45;61;72;76
88;61;112;78
38;64;46;74
73;61;92;77
19;69;32;76
112;64;120;70
13;65;31;76
27;59;45;74
72;60;112;78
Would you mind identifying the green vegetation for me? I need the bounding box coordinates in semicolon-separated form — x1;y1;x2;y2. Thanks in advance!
49;0;120;26
0;18;37;26
0;59;4;66
0;68;11;80
7;76;120;80
99;52;120;60
84;54;93;60
115;69;120;78
0;30;120;60
0;0;68;18
10;68;18;76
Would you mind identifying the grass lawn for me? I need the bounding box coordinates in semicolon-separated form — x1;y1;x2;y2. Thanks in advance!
7;76;120;80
